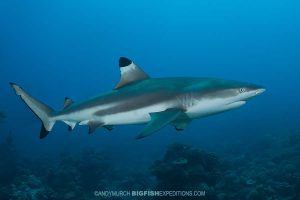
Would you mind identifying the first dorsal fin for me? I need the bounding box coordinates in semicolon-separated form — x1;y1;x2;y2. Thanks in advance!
63;97;74;109
115;57;150;89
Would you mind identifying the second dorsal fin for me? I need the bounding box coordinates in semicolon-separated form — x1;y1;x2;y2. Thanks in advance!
63;97;74;109
115;57;150;89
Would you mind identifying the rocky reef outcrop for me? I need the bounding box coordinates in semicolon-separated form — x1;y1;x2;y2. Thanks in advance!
150;143;220;191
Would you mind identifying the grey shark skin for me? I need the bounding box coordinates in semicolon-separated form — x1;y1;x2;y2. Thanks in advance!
10;57;265;139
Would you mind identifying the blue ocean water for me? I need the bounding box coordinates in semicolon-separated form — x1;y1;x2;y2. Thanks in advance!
0;0;300;199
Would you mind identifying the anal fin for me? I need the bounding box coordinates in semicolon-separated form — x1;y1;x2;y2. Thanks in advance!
63;120;76;131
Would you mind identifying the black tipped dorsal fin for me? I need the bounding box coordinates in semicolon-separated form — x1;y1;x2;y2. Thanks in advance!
115;57;150;89
63;97;74;109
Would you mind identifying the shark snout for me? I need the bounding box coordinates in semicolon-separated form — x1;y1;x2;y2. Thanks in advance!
244;87;266;101
254;88;266;96
238;86;266;102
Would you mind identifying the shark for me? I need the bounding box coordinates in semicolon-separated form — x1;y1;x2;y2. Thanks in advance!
10;57;265;139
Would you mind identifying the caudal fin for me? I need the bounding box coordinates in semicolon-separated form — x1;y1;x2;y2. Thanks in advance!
9;82;56;139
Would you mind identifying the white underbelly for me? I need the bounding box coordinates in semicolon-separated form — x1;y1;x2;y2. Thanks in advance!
102;111;150;125
186;99;244;119
101;104;170;125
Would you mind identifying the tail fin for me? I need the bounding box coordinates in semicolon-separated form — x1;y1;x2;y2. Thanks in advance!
9;82;56;139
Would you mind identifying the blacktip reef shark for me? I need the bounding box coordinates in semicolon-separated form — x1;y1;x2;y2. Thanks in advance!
10;57;265;139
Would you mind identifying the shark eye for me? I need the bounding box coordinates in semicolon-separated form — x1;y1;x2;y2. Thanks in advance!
239;88;246;93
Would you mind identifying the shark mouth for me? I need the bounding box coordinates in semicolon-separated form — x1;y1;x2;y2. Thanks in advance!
226;101;246;107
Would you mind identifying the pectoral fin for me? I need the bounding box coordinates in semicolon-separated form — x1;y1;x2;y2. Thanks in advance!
173;119;192;131
136;109;184;139
104;125;114;131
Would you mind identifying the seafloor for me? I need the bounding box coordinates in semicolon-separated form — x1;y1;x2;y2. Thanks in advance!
0;126;300;200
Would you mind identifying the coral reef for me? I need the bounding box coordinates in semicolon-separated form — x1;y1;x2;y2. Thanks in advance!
1;129;300;200
215;131;300;200
150;133;300;200
0;131;18;188
11;175;57;200
0;133;121;200
44;149;113;199
150;143;220;190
